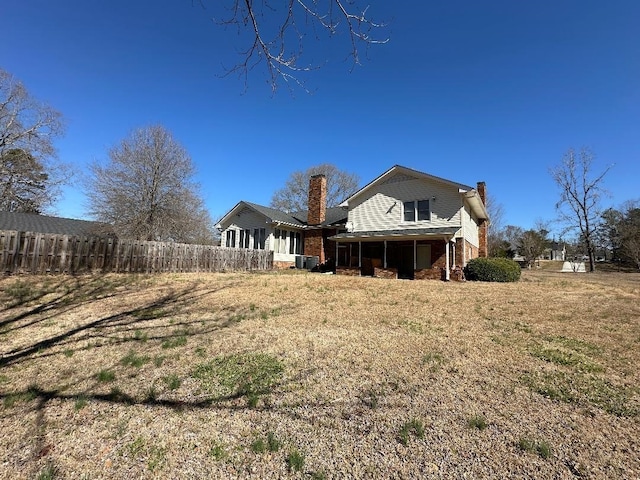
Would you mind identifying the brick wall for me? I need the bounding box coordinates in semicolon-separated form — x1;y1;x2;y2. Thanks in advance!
308;175;326;226
305;175;327;262
304;229;325;263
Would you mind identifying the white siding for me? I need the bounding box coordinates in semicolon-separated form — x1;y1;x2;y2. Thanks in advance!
348;176;464;232
461;204;480;247
219;207;267;248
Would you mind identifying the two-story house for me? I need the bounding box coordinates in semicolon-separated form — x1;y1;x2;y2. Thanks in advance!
216;165;489;280
330;165;488;280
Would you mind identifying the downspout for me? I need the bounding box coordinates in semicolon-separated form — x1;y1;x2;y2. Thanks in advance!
445;236;451;281
461;210;466;267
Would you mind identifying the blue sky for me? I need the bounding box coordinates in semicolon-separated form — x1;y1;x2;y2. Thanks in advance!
3;1;639;236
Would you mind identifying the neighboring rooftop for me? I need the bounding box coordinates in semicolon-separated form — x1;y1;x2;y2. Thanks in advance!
0;211;111;236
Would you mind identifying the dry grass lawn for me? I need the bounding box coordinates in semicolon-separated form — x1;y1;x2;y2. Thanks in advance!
0;267;638;479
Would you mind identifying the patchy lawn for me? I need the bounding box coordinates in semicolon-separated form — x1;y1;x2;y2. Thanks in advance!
0;269;638;479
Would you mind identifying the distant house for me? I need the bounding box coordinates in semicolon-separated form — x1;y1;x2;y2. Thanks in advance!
216;165;489;280
0;211;111;236
544;241;566;261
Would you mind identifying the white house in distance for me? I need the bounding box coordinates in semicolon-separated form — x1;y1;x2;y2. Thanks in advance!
216;165;489;280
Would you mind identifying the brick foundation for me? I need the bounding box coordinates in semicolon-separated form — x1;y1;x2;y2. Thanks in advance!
374;267;397;279
336;267;360;276
450;266;465;281
414;268;443;280
273;261;294;270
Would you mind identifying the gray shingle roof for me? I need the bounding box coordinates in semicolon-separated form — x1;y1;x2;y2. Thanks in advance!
330;227;460;241
290;207;348;226
0;211;111;236
244;202;347;228
244;202;305;227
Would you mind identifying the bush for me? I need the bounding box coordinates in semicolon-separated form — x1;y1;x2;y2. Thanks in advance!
464;257;521;282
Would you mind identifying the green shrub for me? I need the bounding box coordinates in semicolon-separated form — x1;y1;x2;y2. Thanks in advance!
464;257;521;282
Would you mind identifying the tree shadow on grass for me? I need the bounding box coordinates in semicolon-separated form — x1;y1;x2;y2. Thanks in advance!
0;273;299;475
0;275;145;331
0;274;242;368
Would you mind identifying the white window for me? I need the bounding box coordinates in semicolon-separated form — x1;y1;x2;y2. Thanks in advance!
253;228;266;249
225;230;236;248
273;228;287;254
288;231;303;254
239;229;250;248
403;200;430;222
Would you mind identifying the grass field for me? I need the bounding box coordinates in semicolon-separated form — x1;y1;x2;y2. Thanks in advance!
0;267;638;479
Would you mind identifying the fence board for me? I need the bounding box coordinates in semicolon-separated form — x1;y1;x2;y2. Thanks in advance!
0;230;273;275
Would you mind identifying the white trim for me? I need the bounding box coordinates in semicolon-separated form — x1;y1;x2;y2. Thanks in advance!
384;240;387;268
445;238;451;281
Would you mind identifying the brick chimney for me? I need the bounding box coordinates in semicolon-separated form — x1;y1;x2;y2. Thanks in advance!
477;181;488;258
304;174;327;264
307;174;327;225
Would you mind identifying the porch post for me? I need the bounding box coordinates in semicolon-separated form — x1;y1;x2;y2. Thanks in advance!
358;241;362;268
384;240;387;268
335;241;339;267
413;240;417;270
445;238;450;281
451;242;462;266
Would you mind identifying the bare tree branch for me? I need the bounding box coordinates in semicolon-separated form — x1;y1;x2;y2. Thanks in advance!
201;0;389;93
0;69;66;213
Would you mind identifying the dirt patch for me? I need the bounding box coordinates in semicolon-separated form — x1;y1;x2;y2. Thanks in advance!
0;270;638;479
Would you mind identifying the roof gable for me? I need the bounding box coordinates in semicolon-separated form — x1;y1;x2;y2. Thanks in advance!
339;164;488;221
340;165;473;207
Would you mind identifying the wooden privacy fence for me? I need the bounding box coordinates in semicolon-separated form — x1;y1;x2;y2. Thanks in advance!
0;230;273;275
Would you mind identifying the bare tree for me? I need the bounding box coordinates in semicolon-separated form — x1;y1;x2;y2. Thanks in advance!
618;200;640;270
204;0;389;92
485;192;506;257
0;69;65;212
550;148;612;272
86;125;214;243
270;163;359;212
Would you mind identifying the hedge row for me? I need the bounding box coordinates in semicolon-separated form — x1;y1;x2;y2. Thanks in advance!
464;257;521;282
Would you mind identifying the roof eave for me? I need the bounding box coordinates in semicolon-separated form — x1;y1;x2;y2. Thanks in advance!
464;191;489;220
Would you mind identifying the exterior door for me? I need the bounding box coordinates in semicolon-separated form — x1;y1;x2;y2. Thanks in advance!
398;244;414;279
